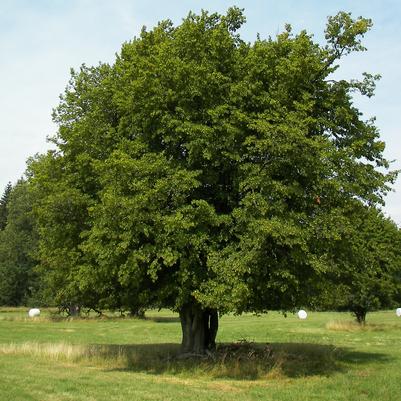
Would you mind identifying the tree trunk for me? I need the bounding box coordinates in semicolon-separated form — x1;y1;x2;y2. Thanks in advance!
129;307;146;319
353;308;367;325
179;304;218;354
68;304;81;317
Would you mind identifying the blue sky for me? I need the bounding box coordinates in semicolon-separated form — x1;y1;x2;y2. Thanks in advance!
1;0;400;223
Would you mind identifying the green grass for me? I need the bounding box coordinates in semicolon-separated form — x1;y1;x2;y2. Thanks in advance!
0;308;400;400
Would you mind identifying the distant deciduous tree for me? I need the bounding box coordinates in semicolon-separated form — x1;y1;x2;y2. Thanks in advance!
315;207;401;324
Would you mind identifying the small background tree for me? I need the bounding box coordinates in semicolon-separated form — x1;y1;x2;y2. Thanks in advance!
318;207;401;324
0;180;39;306
0;182;13;231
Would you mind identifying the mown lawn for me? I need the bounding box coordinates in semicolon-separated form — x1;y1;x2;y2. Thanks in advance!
0;308;400;400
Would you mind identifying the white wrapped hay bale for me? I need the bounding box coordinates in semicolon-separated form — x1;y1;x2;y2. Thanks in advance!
28;308;40;318
297;309;307;320
396;308;401;317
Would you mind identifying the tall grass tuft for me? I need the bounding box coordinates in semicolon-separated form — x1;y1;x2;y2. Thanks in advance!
326;320;388;332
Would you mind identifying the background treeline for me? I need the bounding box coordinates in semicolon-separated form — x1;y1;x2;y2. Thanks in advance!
1;177;400;322
0;180;39;307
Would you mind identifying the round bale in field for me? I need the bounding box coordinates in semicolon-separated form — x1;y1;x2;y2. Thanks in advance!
28;308;41;318
396;308;401;317
297;310;308;320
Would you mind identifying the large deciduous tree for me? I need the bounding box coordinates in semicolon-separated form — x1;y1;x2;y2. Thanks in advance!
30;9;396;353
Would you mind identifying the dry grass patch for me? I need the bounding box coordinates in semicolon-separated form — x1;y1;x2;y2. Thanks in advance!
326;320;389;332
0;342;89;361
0;340;341;381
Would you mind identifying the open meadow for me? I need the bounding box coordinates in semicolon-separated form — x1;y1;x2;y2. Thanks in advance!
0;309;400;401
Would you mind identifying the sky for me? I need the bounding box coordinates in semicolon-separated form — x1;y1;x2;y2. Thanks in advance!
1;0;400;224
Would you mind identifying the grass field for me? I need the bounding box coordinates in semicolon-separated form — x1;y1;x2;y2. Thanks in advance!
0;308;400;401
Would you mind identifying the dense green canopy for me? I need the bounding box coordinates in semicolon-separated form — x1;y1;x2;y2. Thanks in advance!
27;8;397;351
